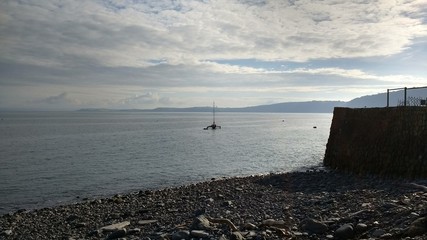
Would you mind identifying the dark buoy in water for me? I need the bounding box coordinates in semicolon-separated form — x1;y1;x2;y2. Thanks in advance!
313;126;317;129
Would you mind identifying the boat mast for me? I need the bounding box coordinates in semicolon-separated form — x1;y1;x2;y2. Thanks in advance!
213;101;215;124
203;101;220;130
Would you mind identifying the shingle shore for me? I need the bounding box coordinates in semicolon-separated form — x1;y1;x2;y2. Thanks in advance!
1;169;427;239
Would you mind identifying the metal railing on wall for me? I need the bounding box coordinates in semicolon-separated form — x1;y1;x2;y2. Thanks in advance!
387;86;427;107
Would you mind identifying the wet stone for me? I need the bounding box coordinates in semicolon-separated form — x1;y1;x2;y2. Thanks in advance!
128;228;141;235
101;221;131;232
106;229;127;240
231;231;244;240
138;219;158;225
65;214;79;222
191;215;211;230
372;229;386;238
405;217;427;237
335;224;354;239
171;230;190;240
300;218;328;234
355;223;368;233
74;222;86;228
191;230;210;238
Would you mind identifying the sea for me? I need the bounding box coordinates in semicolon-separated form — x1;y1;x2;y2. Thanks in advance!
0;111;332;215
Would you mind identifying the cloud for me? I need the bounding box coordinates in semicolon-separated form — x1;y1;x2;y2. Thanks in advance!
41;92;70;104
1;0;426;69
0;0;426;110
119;92;159;105
118;92;172;107
282;67;427;86
30;92;81;109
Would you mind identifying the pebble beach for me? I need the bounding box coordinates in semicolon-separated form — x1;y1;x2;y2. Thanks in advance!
1;169;427;240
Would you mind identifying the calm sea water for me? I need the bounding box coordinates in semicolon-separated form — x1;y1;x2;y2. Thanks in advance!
0;111;332;214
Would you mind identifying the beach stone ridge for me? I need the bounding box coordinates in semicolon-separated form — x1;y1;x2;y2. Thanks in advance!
1;169;427;239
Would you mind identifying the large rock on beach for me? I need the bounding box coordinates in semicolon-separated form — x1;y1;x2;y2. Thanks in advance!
191;215;212;230
371;228;387;238
171;230;190;240
300;218;328;234
261;218;287;228
100;221;131;232
230;231;245;240
335;223;354;239
106;229;127;239
405;217;427;237
2;229;12;236
355;223;368;233
191;230;210;238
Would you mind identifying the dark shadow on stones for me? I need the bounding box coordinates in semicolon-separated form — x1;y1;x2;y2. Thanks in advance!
253;169;413;196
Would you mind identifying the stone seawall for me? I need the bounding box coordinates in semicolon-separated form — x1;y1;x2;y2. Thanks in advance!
324;107;427;178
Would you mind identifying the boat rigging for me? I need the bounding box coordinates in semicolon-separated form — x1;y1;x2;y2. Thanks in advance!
204;102;221;130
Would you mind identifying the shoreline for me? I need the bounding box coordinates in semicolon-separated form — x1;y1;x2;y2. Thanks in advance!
0;165;326;216
1;169;427;239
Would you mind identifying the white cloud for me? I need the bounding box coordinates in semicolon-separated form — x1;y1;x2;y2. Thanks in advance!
118;92;172;107
283;67;427;87
29;92;81;109
39;92;71;104
1;0;426;68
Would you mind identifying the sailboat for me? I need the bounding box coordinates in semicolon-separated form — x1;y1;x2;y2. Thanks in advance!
203;102;221;130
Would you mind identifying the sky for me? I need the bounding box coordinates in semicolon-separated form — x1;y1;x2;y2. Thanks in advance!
1;0;427;110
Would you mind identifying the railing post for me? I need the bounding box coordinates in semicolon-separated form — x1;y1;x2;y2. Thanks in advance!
404;87;407;107
387;89;389;107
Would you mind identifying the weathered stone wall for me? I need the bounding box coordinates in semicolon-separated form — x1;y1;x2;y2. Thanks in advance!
324;107;427;178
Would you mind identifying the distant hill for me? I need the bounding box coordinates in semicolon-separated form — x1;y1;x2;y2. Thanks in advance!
223;101;346;113
347;88;427;108
138;101;345;113
78;101;344;113
78;88;427;113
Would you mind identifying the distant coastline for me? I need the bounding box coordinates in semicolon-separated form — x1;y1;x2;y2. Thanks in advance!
78;88;427;113
78;100;344;113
